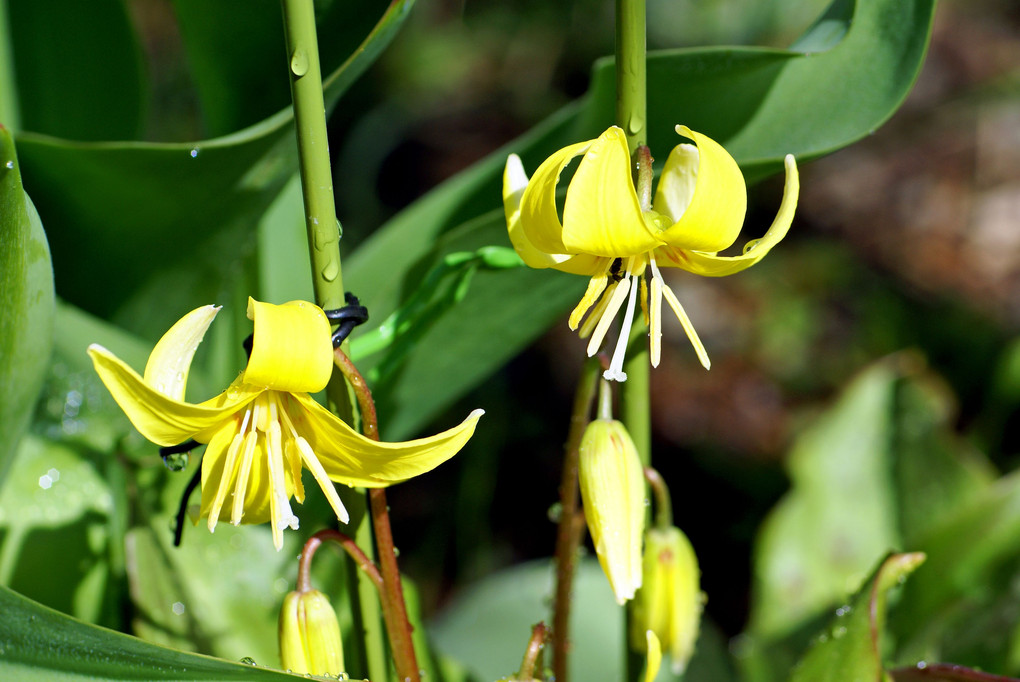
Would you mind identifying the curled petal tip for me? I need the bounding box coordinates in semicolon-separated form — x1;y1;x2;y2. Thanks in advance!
467;408;486;419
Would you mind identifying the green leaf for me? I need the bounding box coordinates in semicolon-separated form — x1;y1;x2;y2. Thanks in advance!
0;435;113;624
890;470;1020;674
0;126;54;483
14;0;413;322
5;0;144;140
789;552;926;682
172;0;389;137
429;558;732;682
0;583;312;680
347;0;937;438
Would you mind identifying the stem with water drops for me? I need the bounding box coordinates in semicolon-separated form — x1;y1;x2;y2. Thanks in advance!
279;1;386;678
614;0;652;679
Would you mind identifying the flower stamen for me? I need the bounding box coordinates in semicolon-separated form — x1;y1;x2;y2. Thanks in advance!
605;273;640;382
587;269;633;357
649;259;710;370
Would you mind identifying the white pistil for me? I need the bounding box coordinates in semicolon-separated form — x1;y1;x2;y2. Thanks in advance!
604;273;640;382
587;272;632;357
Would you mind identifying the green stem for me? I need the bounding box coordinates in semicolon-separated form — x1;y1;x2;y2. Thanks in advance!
279;2;382;678
615;0;649;679
551;356;602;682
615;0;646;152
0;0;20;129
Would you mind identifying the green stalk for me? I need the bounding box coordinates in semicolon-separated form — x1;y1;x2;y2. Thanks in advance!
615;0;646;152
279;1;385;679
615;0;650;680
0;0;19;129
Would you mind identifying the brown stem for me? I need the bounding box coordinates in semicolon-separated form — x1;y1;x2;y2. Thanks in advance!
334;348;420;682
517;622;549;681
299;530;383;594
643;467;673;530
551;356;604;682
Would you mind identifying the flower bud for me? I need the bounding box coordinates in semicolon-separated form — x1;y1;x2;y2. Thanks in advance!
630;526;703;674
578;418;645;604
278;589;345;675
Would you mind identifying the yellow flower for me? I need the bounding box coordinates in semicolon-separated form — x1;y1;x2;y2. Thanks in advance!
578;418;645;604
503;125;798;379
631;526;703;675
88;297;483;550
279;589;345;675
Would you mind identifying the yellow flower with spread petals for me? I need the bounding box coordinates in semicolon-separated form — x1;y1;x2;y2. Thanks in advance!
504;125;798;380
88;297;483;550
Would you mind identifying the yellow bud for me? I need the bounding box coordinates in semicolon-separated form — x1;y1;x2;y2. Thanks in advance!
278;589;345;675
630;526;703;674
578;418;645;604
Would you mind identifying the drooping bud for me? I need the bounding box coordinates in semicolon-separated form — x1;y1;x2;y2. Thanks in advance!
630;525;703;674
578;418;645;603
278;589;345;675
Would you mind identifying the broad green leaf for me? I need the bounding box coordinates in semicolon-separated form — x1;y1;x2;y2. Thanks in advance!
749;359;903;638
0;127;54;483
429;558;732;682
0;583;315;681
890;470;1020;674
14;0;413;322
789;553;926;682
347;0;937;438
172;0;388;137
0;435;112;624
4;0;143;140
889;663;1020;681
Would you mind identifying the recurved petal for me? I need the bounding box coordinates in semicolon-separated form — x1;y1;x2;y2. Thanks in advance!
89;344;244;446
143;304;220;401
657;153;798;277
519;139;592;256
655;126;747;252
561;126;661;257
290;393;483;487
244;298;333;394
505;154;585;271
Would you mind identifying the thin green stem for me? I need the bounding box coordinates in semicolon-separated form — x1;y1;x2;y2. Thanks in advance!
279;2;381;678
551;355;603;682
0;0;20;129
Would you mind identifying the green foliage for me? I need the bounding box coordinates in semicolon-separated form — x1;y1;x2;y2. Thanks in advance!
0;128;53;484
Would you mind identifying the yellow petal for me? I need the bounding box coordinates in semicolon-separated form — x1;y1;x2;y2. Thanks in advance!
644;631;662;682
505;154;571;270
143;304;220;400
88;344;246;446
244;298;333;393
561;127;661;257
519;139;592;255
654;126;747;252
657;153;798;277
578;418;645;603
291;393;483;488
